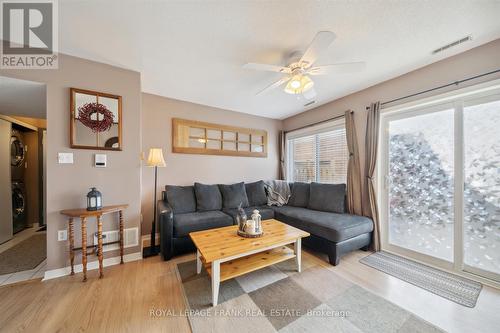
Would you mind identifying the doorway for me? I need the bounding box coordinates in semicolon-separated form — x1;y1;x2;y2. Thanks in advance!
379;82;500;283
0;76;47;285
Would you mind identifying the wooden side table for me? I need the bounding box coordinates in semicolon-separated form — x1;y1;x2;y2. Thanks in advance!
60;204;128;281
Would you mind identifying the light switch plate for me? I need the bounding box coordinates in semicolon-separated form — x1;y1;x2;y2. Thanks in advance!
58;152;73;164
94;154;107;167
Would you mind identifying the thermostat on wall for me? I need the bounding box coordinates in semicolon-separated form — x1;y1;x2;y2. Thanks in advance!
94;154;107;168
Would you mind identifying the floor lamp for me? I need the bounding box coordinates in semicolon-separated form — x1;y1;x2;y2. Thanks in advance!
143;148;166;257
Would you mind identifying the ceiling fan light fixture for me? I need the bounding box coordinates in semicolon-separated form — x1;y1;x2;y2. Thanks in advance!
284;75;314;94
302;76;314;92
290;79;301;89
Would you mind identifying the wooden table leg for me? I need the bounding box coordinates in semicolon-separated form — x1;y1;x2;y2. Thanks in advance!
211;260;220;306
295;238;302;273
69;218;75;275
196;249;202;274
97;215;104;278
81;217;87;282
119;210;124;264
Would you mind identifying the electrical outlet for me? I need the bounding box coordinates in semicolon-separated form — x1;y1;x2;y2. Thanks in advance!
58;229;68;241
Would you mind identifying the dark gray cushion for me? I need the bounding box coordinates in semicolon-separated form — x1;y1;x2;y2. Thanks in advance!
308;183;346;213
223;205;275;224
288;182;310;207
274;206;373;242
165;185;196;214
173;211;233;237
245;181;268;206
194;183;222;211
219;182;249;209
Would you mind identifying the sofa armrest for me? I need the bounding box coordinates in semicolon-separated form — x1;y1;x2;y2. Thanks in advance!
158;200;174;260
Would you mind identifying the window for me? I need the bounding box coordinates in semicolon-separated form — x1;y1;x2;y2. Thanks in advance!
286;119;348;184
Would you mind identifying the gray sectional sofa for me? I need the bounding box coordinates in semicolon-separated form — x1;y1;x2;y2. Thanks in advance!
158;180;373;265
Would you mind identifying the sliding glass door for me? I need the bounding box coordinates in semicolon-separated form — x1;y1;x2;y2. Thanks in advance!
463;96;500;279
380;87;500;282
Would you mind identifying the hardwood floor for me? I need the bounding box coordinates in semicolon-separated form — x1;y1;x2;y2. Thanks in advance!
1;249;499;333
0;255;191;333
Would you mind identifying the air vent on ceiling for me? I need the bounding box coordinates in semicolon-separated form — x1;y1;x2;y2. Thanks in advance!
304;100;316;107
432;36;472;55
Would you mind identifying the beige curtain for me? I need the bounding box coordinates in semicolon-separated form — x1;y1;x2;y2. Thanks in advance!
345;110;362;216
365;102;381;251
278;130;286;180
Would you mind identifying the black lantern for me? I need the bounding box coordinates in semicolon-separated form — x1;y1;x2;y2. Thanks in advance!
87;187;102;211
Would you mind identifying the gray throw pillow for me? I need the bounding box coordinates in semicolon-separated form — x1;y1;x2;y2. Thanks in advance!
165;185;196;214
219;182;249;209
245;181;267;206
308;182;346;213
288;182;310;207
194;183;222;211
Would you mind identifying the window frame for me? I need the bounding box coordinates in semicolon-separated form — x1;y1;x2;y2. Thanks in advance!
378;78;500;287
285;117;347;184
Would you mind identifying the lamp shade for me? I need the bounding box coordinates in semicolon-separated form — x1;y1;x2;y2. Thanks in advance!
146;148;166;167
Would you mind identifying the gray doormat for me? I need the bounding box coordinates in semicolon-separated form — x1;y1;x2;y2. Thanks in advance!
177;255;444;332
360;251;482;308
0;234;46;275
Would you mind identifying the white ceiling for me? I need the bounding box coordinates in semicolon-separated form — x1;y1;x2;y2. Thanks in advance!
0;76;46;119
59;1;500;119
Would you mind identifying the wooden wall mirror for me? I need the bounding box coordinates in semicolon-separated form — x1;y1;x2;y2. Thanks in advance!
70;88;122;150
172;118;267;157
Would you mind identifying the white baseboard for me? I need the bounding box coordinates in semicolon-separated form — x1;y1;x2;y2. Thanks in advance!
42;252;142;281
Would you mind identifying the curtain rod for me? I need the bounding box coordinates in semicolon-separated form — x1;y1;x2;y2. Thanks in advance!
284;111;351;134
366;68;500;110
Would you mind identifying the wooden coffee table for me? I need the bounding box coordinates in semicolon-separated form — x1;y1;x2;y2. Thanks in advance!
189;219;309;306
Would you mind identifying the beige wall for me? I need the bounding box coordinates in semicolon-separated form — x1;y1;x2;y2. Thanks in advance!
283;39;500;213
0;54;142;270
141;93;282;235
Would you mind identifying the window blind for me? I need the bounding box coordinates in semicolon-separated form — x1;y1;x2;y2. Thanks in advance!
287;124;348;184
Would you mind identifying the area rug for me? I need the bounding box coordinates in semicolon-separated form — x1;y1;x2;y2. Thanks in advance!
360;251;482;308
0;234;46;275
176;255;444;333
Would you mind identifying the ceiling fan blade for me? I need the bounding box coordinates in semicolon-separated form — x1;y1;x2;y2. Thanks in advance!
300;31;336;67
302;87;317;100
243;63;291;73
307;62;366;75
256;77;290;95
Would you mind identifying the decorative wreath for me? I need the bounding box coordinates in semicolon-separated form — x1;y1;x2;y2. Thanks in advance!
78;103;114;133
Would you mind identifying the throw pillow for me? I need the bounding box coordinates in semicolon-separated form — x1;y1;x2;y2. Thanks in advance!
288;182;310;208
194;183;222;211
165;185;197;214
219;182;249;209
308;182;346;213
245;180;267;206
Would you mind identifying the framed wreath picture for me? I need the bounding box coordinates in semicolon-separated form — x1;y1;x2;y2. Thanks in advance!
70;88;122;150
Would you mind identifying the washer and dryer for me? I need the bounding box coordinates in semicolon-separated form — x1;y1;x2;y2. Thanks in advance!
10;128;28;233
10;129;25;181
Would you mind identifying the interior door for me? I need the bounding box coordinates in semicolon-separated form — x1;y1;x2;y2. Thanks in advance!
0;119;13;244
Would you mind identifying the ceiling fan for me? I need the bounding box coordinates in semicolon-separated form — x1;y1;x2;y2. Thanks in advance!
243;31;365;100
